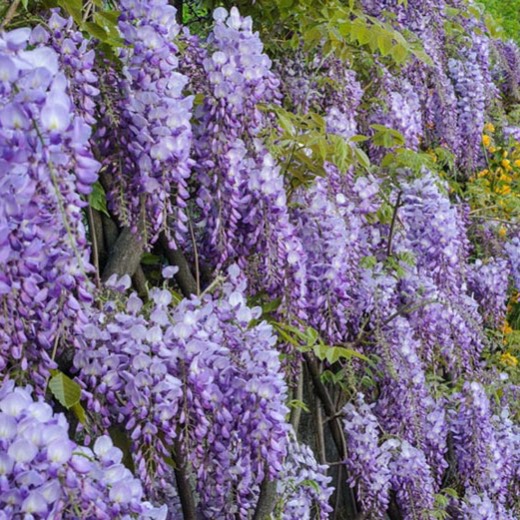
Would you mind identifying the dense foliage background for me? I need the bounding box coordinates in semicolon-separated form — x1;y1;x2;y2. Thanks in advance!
2;0;520;518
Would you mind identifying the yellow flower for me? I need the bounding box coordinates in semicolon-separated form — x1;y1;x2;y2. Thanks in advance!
502;159;512;171
482;135;491;147
499;226;507;238
489;146;497;153
497;185;512;195
501;352;518;367
485;123;495;133
514;159;520;168
503;321;513;335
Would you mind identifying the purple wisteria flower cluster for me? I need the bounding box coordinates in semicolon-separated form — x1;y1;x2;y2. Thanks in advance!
2;0;520;517
0;380;166;519
193;7;307;319
34;10;100;128
75;266;290;516
100;0;193;245
467;258;510;327
0;28;97;390
451;382;512;502
274;432;334;519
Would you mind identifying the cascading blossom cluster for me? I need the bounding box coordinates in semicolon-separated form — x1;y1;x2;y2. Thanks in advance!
75;266;290;516
505;237;520;290
193;7;307;318
342;394;392;516
0;381;166;519
292;165;377;343
448;53;487;171
342;391;439;519
33;10;100;127
451;382;511;501
460;493;516;520
274;433;334;519
467;258;509;327
0;28;97;389
100;0;193;245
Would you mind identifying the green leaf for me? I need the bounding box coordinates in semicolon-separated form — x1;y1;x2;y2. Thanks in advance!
313;344;369;364
354;146;371;170
377;33;394;56
391;43;409;64
71;402;87;425
48;370;81;409
83;22;109;41
262;298;282;314
141;252;160;265
89;181;109;217
287;399;310;412
58;0;82;24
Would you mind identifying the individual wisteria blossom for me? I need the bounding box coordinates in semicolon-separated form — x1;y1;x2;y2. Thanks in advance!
99;0;193;245
193;7;307;319
342;394;392;516
0;28;97;390
451;382;510;500
75;266;290;517
467;258;509;327
274;432;333;520
0;380;166;518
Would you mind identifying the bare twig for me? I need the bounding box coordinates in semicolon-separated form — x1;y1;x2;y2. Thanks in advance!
88;206;101;287
187;214;200;295
316;403;326;465
386;191;402;258
159;232;198;298
1;0;21;29
290;360;304;433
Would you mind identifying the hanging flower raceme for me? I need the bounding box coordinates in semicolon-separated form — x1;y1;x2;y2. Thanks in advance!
274;432;334;520
505;237;520;290
373;318;449;483
450;382;511;501
193;7;307;318
460;493;516;520
0;28;97;390
75;266;290;517
369;70;424;156
31;10;100;128
0;380;166;518
467;258;510;327
448;49;487;171
389;440;437;520
342;393;392;517
292;165;377;343
99;0;193;246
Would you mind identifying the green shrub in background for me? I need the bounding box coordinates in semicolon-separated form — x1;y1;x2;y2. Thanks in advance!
481;0;520;42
